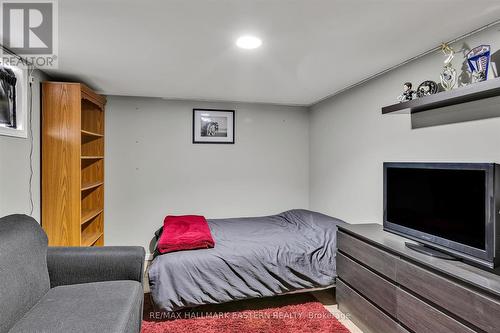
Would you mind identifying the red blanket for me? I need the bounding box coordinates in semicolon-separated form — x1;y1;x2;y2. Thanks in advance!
158;215;215;254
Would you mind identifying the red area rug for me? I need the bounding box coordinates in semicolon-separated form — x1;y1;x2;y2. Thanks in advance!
142;292;350;333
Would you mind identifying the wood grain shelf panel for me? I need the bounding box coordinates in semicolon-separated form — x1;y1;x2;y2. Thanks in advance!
382;78;500;114
81;208;103;225
81;159;103;193
82;231;104;247
81;99;104;135
42;83;82;246
93;234;104;246
81;181;103;191
81;134;103;157
81;129;104;138
81;156;104;160
81;84;106;109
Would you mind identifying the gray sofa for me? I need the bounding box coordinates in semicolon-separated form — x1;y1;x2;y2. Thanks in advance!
0;214;145;333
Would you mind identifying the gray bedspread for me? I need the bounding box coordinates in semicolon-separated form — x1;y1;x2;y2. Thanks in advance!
148;209;346;311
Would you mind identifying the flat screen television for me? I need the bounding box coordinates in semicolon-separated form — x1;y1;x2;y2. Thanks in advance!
383;162;500;268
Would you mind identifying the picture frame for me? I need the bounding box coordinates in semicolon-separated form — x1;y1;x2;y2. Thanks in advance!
192;108;235;144
0;63;28;138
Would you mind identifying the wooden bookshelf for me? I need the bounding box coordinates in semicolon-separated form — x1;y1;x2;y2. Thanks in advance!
42;82;106;246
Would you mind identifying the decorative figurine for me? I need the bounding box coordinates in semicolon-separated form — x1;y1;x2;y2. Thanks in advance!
440;43;457;91
467;45;491;83
397;82;415;102
416;80;439;98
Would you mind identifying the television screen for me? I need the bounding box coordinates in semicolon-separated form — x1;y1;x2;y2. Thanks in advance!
386;167;486;250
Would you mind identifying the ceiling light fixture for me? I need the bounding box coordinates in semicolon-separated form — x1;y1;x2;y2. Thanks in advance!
236;35;262;49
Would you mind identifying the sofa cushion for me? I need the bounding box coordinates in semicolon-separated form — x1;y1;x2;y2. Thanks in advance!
9;280;143;333
0;215;50;333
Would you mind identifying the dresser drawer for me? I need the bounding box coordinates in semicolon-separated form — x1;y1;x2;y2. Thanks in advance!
397;259;500;332
337;252;397;315
337;280;407;333
338;230;397;280
397;288;477;333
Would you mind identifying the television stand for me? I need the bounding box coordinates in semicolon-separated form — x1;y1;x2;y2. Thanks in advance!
336;224;500;333
404;242;459;260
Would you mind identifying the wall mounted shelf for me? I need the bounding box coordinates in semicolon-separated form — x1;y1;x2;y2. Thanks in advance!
382;78;500;114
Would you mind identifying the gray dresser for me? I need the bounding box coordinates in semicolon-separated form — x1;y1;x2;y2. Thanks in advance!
336;224;500;333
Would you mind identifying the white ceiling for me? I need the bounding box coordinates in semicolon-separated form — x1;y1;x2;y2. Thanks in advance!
46;0;500;105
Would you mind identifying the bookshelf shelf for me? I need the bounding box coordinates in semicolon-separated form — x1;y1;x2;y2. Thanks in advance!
81;181;103;192
81;208;104;225
82;231;104;247
81;129;104;138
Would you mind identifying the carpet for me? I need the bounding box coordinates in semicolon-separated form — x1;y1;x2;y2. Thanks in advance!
142;292;350;333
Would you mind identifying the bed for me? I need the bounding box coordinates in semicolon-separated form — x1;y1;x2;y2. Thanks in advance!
148;209;346;311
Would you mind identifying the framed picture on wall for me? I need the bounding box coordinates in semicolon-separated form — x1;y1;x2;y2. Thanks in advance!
193;108;235;144
0;63;28;138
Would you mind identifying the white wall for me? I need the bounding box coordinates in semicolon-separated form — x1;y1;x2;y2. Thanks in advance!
0;70;48;221
105;97;309;251
309;25;500;225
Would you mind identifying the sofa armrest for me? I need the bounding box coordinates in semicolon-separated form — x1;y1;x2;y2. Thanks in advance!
47;246;145;288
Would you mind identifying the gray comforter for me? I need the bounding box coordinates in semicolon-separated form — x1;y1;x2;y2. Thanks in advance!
148;209;346;311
